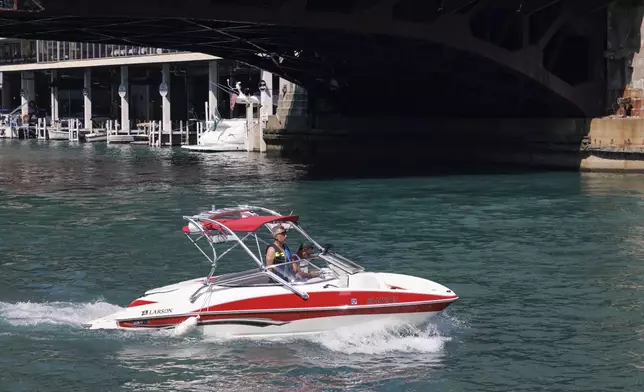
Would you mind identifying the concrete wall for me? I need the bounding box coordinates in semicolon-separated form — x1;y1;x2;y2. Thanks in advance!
263;114;644;172
606;1;644;115
263;117;591;170
587;117;644;148
582;117;644;171
267;79;309;132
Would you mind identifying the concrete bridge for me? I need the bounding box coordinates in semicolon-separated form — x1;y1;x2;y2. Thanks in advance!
0;0;633;119
2;0;644;172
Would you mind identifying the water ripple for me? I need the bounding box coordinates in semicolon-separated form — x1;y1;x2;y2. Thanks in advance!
2;142;644;391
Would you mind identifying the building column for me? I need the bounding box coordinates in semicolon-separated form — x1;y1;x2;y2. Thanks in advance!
185;72;193;120
144;70;151;122
207;60;218;121
120;65;129;133
50;71;59;122
20;71;35;118
83;68;92;131
161;63;171;132
1;72;11;110
259;70;273;153
246;101;255;152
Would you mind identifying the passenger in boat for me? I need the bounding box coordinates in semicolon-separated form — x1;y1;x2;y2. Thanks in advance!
265;225;296;281
292;243;321;279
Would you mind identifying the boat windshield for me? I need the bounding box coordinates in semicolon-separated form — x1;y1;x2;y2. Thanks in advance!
216;255;343;287
265;255;337;284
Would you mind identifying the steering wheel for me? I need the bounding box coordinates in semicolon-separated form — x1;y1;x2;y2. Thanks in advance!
321;244;333;255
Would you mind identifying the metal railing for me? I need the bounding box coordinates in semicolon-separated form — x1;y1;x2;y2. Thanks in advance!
0;39;184;65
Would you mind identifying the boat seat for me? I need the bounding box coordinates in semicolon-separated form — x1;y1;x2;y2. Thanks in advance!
348;272;387;290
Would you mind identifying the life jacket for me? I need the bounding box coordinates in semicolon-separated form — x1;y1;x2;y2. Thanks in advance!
268;243;295;281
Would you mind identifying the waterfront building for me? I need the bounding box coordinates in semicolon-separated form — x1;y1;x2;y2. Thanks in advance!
0;37;278;132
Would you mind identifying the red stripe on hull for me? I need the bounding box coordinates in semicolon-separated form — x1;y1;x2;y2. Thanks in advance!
199;301;453;323
196;291;457;313
118;300;454;329
127;299;157;308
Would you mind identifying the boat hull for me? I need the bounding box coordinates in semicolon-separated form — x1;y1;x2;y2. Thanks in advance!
89;307;444;337
48;130;70;140
182;118;247;152
204;310;439;337
86;272;458;337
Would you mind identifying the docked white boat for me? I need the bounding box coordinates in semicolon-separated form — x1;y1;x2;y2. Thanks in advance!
0;103;30;139
83;131;107;143
182;81;261;153
85;205;458;337
47;128;71;140
48;118;83;140
182;118;247;152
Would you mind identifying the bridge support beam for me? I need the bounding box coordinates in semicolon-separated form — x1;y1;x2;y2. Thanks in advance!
1;72;10;110
161;63;171;134
20;71;34;119
259;70;273;153
207;60;218;121
50;71;59;122
120;66;130;133
83;68;92;131
144;70;151;122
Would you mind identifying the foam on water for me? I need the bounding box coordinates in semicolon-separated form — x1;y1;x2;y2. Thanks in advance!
0;300;123;327
309;318;451;355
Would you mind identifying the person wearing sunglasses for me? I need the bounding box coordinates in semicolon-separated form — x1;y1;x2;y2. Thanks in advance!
265;225;296;281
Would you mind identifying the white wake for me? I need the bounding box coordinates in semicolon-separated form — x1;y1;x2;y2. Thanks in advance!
0;300;123;327
309;318;451;354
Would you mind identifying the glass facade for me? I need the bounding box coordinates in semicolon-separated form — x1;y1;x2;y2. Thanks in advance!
0;39;183;65
0;0;15;10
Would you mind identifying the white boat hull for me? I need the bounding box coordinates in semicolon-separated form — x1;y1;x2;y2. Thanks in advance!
86;272;457;337
90;311;438;338
48;129;70;140
108;134;135;143
183;118;247;153
199;312;438;338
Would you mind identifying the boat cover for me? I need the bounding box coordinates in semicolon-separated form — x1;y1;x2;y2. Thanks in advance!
183;215;299;233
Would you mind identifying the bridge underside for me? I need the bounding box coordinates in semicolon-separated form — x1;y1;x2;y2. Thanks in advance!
0;0;615;118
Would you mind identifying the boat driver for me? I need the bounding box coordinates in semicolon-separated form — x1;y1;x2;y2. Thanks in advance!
265;225;296;281
292;243;321;279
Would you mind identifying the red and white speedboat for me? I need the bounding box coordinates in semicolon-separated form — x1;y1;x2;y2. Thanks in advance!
86;205;458;337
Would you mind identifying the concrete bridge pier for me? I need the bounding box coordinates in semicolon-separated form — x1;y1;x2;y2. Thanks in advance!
161;63;171;135
207;60;218;122
119;66;129;133
20;71;34;119
1;72;10;110
258;69;273;153
267;78;310;133
83;69;91;131
50;71;59;123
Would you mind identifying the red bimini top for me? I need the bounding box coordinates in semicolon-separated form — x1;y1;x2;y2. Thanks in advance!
183;215;298;233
